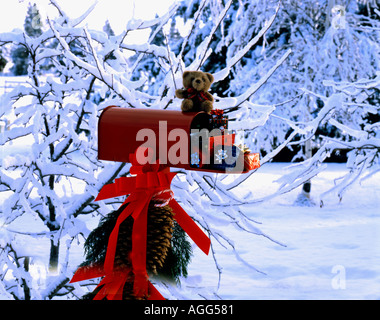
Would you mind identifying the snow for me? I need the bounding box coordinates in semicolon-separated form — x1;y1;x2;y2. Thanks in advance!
161;163;380;300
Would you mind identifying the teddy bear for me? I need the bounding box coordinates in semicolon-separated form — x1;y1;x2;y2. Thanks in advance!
175;71;214;113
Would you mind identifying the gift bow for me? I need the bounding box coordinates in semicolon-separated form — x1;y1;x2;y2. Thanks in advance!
210;109;224;117
238;144;251;154
70;162;211;300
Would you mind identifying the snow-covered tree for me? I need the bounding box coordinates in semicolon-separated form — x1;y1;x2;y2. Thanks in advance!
220;0;380;203
0;0;297;299
0;49;6;72
10;3;44;76
271;72;380;208
24;3;43;38
236;0;380;206
0;2;131;299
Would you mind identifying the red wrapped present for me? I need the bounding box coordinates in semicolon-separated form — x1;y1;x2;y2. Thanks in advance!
244;152;260;171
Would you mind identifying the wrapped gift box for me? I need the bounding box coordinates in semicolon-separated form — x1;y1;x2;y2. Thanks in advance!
210;109;228;132
244;152;260;171
208;144;240;171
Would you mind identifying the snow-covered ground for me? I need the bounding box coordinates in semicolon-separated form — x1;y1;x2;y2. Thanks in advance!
173;163;380;300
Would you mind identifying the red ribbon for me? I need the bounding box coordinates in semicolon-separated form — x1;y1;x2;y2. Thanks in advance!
70;161;211;300
185;87;210;102
70;264;164;300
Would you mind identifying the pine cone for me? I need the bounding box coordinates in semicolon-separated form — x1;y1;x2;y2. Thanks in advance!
146;202;174;275
113;200;174;299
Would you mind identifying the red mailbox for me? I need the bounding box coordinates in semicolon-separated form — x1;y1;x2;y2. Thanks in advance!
98;106;259;173
70;106;260;300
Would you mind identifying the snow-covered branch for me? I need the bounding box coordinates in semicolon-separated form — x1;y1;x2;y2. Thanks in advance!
213;2;282;83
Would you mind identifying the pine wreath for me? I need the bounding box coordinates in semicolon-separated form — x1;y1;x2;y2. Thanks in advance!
80;200;192;300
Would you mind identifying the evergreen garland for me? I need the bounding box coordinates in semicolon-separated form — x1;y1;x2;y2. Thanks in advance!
80;200;192;299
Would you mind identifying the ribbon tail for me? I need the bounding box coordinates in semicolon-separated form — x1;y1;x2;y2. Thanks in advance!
95;177;136;201
93;278;108;300
169;199;211;255
95;182;118;201
93;272;129;300
106;275;128;301
103;201;136;274
70;263;105;283
148;282;166;300
131;197;151;298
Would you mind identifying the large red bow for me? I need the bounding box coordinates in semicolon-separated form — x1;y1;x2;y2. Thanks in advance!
70;161;211;300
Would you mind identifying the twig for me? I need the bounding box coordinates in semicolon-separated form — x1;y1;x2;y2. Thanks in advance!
164;31;177;92
176;0;208;72
197;0;234;70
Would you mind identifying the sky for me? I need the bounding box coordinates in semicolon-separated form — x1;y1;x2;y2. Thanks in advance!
0;0;176;34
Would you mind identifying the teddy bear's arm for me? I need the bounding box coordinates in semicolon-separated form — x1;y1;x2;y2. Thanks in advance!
175;89;186;99
204;92;214;102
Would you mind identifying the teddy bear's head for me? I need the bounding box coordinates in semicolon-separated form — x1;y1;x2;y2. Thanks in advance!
182;71;214;92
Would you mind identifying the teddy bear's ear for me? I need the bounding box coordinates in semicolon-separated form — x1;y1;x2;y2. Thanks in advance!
206;72;214;83
183;71;191;78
